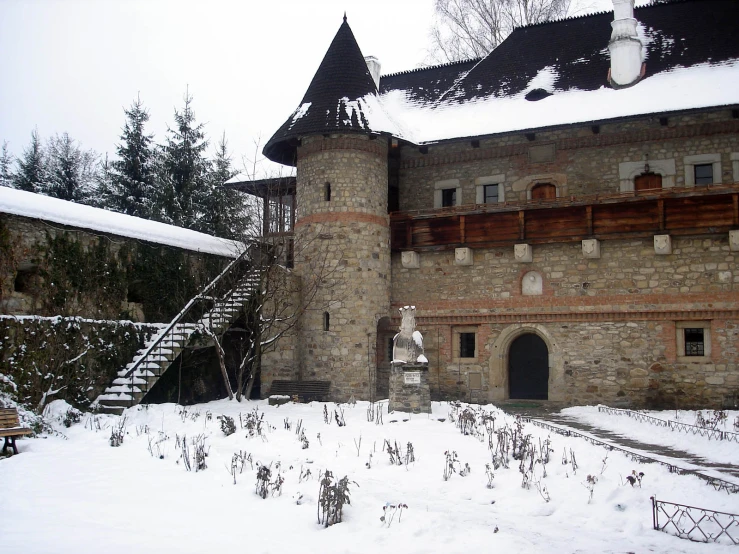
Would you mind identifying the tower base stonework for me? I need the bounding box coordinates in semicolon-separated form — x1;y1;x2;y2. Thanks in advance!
389;363;431;414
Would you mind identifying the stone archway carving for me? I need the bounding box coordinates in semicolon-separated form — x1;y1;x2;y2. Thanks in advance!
488;324;564;402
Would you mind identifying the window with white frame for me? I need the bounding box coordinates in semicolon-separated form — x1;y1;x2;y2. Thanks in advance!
684;154;721;187
676;321;711;361
475;174;505;204
434;179;461;208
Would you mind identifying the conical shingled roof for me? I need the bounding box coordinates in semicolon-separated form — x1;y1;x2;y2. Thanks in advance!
264;18;385;166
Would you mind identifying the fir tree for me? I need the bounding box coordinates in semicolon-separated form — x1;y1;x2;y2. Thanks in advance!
0;141;13;188
39;133;98;203
155;90;210;228
107;95;156;217
195;133;247;239
13;129;45;192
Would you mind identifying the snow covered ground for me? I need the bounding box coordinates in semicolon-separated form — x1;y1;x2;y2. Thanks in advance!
1;399;738;553
562;406;739;466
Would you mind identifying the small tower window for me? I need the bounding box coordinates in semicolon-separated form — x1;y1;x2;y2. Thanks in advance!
323;312;330;331
324;182;331;201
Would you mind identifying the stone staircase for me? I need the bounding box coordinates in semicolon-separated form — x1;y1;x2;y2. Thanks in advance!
95;270;260;415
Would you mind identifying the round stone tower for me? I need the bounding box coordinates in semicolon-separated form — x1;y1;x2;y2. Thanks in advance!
264;16;398;400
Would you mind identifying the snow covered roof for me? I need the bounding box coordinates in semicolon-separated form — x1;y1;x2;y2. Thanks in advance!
0;188;243;258
263;16;404;165
264;0;739;164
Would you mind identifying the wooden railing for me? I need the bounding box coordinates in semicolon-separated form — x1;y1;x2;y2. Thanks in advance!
390;183;739;250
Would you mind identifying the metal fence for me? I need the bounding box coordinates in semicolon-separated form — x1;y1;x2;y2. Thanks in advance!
597;406;739;443
651;496;739;545
526;418;739;495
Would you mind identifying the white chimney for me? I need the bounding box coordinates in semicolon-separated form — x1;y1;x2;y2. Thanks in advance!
608;0;643;88
365;56;381;90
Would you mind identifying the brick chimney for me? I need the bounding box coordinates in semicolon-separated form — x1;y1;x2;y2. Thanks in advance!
365;56;381;90
608;0;644;88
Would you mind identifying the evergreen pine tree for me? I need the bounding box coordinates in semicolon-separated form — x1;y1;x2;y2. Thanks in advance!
0;141;13;188
155;90;210;228
13;129;45;192
108;95;156;217
39;133;98;203
195;133;247;239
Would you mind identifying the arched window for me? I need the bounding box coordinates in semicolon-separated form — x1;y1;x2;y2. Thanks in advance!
531;183;556;200
323;312;330;331
634;172;662;193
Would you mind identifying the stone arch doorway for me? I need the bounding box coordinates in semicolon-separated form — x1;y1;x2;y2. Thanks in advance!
509;333;549;399
375;317;394;399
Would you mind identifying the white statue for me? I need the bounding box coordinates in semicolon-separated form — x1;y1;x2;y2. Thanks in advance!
392;306;427;364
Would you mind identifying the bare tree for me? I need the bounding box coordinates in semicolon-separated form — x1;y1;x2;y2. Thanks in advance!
428;0;571;63
203;144;339;402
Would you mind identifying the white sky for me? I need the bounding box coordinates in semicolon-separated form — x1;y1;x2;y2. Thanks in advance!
0;0;615;176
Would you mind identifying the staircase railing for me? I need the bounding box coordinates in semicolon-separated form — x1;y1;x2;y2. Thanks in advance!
125;245;257;406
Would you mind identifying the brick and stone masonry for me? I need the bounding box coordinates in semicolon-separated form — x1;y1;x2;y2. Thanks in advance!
291;134;391;401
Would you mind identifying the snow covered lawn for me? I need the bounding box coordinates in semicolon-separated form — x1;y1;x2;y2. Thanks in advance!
1;399;737;553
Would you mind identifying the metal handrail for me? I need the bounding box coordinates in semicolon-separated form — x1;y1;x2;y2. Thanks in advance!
124;245;255;404
597;405;739;443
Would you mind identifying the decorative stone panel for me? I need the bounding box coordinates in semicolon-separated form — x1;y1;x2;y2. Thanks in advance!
521;271;543;296
730;230;739;252
582;239;601;259
402;251;420;268
454;247;473;266
654;234;672;255
514;243;533;263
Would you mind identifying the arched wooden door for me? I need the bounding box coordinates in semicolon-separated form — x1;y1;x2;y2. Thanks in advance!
509;334;549;399
531;183;556;200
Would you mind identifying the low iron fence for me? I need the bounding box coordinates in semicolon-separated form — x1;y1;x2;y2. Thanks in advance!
525;418;739;495
651;496;739;545
597;405;739;443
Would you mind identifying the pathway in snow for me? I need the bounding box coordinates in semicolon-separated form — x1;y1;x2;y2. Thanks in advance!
500;403;739;482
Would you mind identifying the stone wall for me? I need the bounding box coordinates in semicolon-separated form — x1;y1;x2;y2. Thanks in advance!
390;235;739;409
398;109;739;211
0;214;229;322
291;134;391;401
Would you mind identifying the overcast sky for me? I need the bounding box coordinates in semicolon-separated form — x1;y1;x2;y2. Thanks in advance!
0;0;615;177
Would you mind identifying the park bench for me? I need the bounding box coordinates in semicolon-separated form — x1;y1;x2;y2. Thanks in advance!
269;380;331;403
0;408;32;455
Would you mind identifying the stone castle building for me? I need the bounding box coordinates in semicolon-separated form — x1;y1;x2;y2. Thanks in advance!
234;0;739;409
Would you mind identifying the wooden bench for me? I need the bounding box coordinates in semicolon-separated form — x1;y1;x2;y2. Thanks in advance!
269;380;331;403
0;408;32;455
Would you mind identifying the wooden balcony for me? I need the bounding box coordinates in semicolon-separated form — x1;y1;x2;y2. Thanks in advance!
390;184;739;251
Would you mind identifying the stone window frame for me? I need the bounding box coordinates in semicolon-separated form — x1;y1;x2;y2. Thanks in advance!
475;174;506;204
618;159;676;192
522;174;567;200
683;153;721;187
731;153;739;183
433;179;461;208
675;321;711;362
452;325;478;362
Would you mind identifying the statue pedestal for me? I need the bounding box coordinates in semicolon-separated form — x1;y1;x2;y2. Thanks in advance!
388;362;431;414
